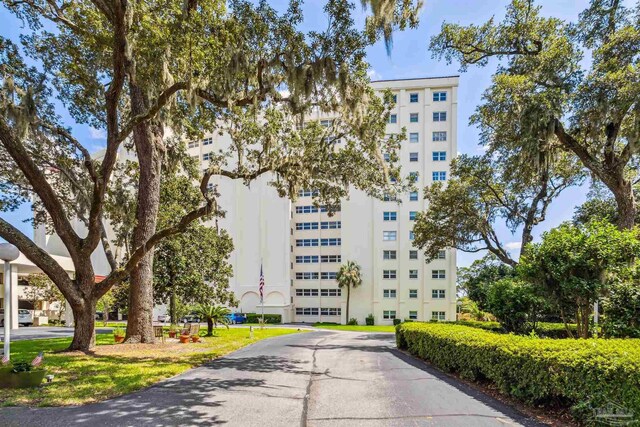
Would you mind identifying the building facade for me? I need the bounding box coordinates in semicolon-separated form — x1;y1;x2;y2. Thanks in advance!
289;76;458;325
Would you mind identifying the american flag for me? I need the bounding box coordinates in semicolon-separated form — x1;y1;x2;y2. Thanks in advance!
1;354;8;365
259;264;265;303
31;351;43;367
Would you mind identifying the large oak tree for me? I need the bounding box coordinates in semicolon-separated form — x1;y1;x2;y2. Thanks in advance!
0;0;420;350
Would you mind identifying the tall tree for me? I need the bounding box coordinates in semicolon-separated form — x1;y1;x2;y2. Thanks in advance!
336;260;362;323
431;0;640;229
0;0;420;350
413;153;580;266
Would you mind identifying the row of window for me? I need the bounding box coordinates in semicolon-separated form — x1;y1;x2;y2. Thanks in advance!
383;211;418;221
295;289;342;297
384;151;447;163
298;189;319;197
295;221;341;230
382;269;447;279
383;311;446;320
388;111;447;124
295;255;342;264
296;307;341;316
295;272;338;280
383;249;446;260
295;205;336;214
295;238;341;247
406;131;447;142
382;231;414;241
392;91;447;104
383;289;446;299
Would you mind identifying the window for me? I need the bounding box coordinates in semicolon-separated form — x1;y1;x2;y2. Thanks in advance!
383;310;397;320
432;289;446;299
296;222;319;230
409;191;419;201
383;231;397;241
296;255;319;264
296;239;319;247
321;272;337;280
321;308;341;316
321;255;342;263
296;289;319;296
409;269;418;279
383;250;397;260
383;270;397;279
383;153;391;162
383;211;397;221
432;171;447;181
188;140;200;149
409;113;419;123
409;132;419;143
432;151;447;161
383;289;397;298
296;272;319;280
432;311;446;321
321;238;341;246
388;114;397;124
298;189;318;197
409;172;419;182
409;152;419;162
409;231;415;240
409;250;418;260
383;193;397;202
432;270;446;279
409;289;418;299
296;307;319;316
409;211;417;221
202;137;213;146
202;152;212;161
409;93;419;103
320;221;341;229
432;131;447;142
320;289;341;297
296;206;319;214
320;119;333;128
437;250;446;259
409;311;418;320
392;94;397;103
433;111;447;122
433;91;447;102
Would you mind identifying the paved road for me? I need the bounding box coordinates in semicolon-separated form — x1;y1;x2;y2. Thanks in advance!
0;331;542;427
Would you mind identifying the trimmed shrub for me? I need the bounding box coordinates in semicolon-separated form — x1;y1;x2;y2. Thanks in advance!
454;320;577;339
347;318;358;325
365;314;375;326
393;318;402;326
245;313;282;324
396;322;640;424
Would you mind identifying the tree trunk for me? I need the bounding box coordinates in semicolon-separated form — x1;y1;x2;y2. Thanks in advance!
68;299;97;351
125;84;164;344
613;182;637;230
170;288;177;324
345;287;350;325
207;319;213;336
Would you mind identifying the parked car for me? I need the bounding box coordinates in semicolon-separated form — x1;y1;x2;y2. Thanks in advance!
179;313;200;323
226;313;247;324
157;314;168;323
0;309;33;327
95;311;104;320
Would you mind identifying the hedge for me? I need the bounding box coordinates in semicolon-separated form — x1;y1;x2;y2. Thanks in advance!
454;320;578;339
244;313;282;324
396;322;640;424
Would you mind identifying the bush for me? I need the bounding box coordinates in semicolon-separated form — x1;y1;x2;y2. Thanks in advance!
393;318;402;326
245;313;282;324
396;322;640;424
485;278;546;334
603;281;640;338
455;320;577;339
346;318;358;325
365;314;375;326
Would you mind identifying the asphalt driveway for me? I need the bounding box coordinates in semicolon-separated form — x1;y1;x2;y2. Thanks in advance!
0;330;543;426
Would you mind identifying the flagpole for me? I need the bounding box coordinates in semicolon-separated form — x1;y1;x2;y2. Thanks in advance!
261;259;265;329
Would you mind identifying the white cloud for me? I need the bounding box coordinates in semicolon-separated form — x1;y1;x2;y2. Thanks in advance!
367;68;382;81
504;241;522;250
88;127;106;140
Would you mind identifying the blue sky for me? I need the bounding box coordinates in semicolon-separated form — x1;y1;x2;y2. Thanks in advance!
1;0;596;267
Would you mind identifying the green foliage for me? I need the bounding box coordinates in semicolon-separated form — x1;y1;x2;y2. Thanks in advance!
396;322;640;424
603;280;640;338
10;360;41;373
365;313;375;326
430;0;640;229
195;305;231;336
392;318;402;326
112;327;126;338
245;313;281;324
519;220;640;338
337;260;362;323
485;278;546;334
455;320;577;339
347;318;358;325
457;255;515;310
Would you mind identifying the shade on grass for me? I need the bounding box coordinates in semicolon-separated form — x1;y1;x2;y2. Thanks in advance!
313;324;395;332
0;328;300;407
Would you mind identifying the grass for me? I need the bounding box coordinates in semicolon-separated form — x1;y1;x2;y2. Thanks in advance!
0;327;300;407
313;323;396;332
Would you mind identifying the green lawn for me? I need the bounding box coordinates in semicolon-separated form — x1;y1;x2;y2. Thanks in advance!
0;328;300;407
313;324;396;332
